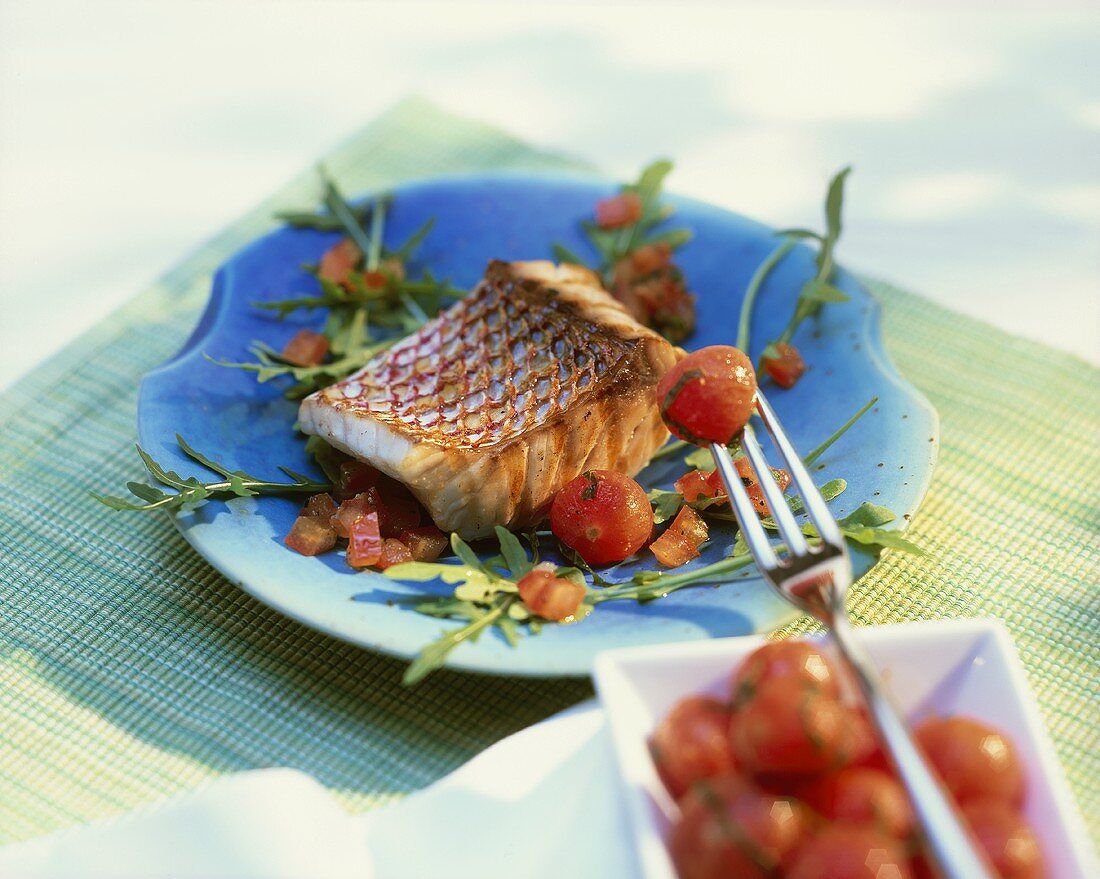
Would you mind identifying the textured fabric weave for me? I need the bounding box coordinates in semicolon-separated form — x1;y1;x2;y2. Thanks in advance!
1;98;1096;846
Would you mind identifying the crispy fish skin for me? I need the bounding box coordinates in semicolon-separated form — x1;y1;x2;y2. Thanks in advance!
298;260;680;539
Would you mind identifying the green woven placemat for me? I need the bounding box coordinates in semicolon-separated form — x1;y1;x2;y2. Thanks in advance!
1;98;1097;846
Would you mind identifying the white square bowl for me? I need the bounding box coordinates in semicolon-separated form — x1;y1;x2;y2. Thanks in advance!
593;618;1096;879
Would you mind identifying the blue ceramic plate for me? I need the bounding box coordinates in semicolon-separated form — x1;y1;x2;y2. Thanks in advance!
138;172;937;677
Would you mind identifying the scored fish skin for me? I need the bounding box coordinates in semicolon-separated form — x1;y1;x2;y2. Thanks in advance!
298;259;681;539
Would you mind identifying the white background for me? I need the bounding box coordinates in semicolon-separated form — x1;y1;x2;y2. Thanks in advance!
1;0;1097;391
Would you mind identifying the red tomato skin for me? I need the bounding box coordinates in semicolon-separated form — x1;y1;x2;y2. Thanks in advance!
670;777;810;879
549;470;652;566
365;485;422;538
319;237;361;286
284;515;337;556
800;767;914;840
674;469;721;503
515;564;586;621
915;716;1025;807
762;342;807;389
648;696;736;799
786;824;914;879
960;798;1045;879
731;641;840;706
346;512;383;568
729;679;849;775
595;191;643;228
656;346;757;445
649;505;709;567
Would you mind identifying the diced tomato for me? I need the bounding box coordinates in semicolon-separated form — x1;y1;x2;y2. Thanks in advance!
650;505;709;567
346;512;383;568
761;342;807;389
674;469;721;504
734;457;792;517
366;485;421;538
318;237;362;286
595;191;643;228
649;695;736;799
284;515;336;556
302;492;338;519
657;346;757;445
335;460;382;500
362;270;388;290
399;525;449;562
330;493;372;539
516;562;586;621
630;241;672;275
281;329;329;367
549;470;652;566
376;537;413;571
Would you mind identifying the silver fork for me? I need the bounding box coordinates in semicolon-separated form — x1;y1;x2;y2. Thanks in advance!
710;389;994;879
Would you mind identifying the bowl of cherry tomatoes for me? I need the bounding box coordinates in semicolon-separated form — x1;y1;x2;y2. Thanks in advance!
593;619;1095;879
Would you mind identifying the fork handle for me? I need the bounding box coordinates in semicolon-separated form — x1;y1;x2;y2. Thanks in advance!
830;616;997;879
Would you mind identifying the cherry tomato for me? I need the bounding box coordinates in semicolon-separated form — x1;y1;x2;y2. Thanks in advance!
761;342;807;389
284;514;336;556
648;695;736;799
595;191;643;228
729;678;848;775
346;512;382;568
801;767;914;840
961;798;1045;879
915;716;1025;806
516;563;586;621
731;641;840;706
786;824;913;879
670;776;810;879
649;505;709;567
318;237;362;286
656;345;757;445
281;329;330;367
549;470;652;566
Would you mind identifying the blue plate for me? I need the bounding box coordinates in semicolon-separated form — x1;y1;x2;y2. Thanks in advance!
138;172;938;677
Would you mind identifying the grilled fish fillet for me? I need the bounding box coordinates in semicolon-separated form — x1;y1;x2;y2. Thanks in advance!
298;260;680;539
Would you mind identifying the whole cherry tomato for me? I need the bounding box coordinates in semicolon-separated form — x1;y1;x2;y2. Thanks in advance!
731;641;840;706
549;470;652;566
670;776;810;879
648;695;736;799
787;824;914;879
656;345;757;445
961;798;1045;879
915;716;1025;806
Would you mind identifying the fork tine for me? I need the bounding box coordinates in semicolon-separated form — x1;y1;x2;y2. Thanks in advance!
740;424;810;555
754;391;845;547
709;441;779;569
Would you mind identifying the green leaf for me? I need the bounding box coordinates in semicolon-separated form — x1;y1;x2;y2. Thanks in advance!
645;227;693;251
648;489;685;525
824;166;852;245
383;561;492;588
495;526;533;579
841;527;925;555
402;599;511;685
393;216;436;261
775;227;824;242
552;242;588;265
451;534;491;577
837;502;897;529
633;159;674;200
683;445;715;471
